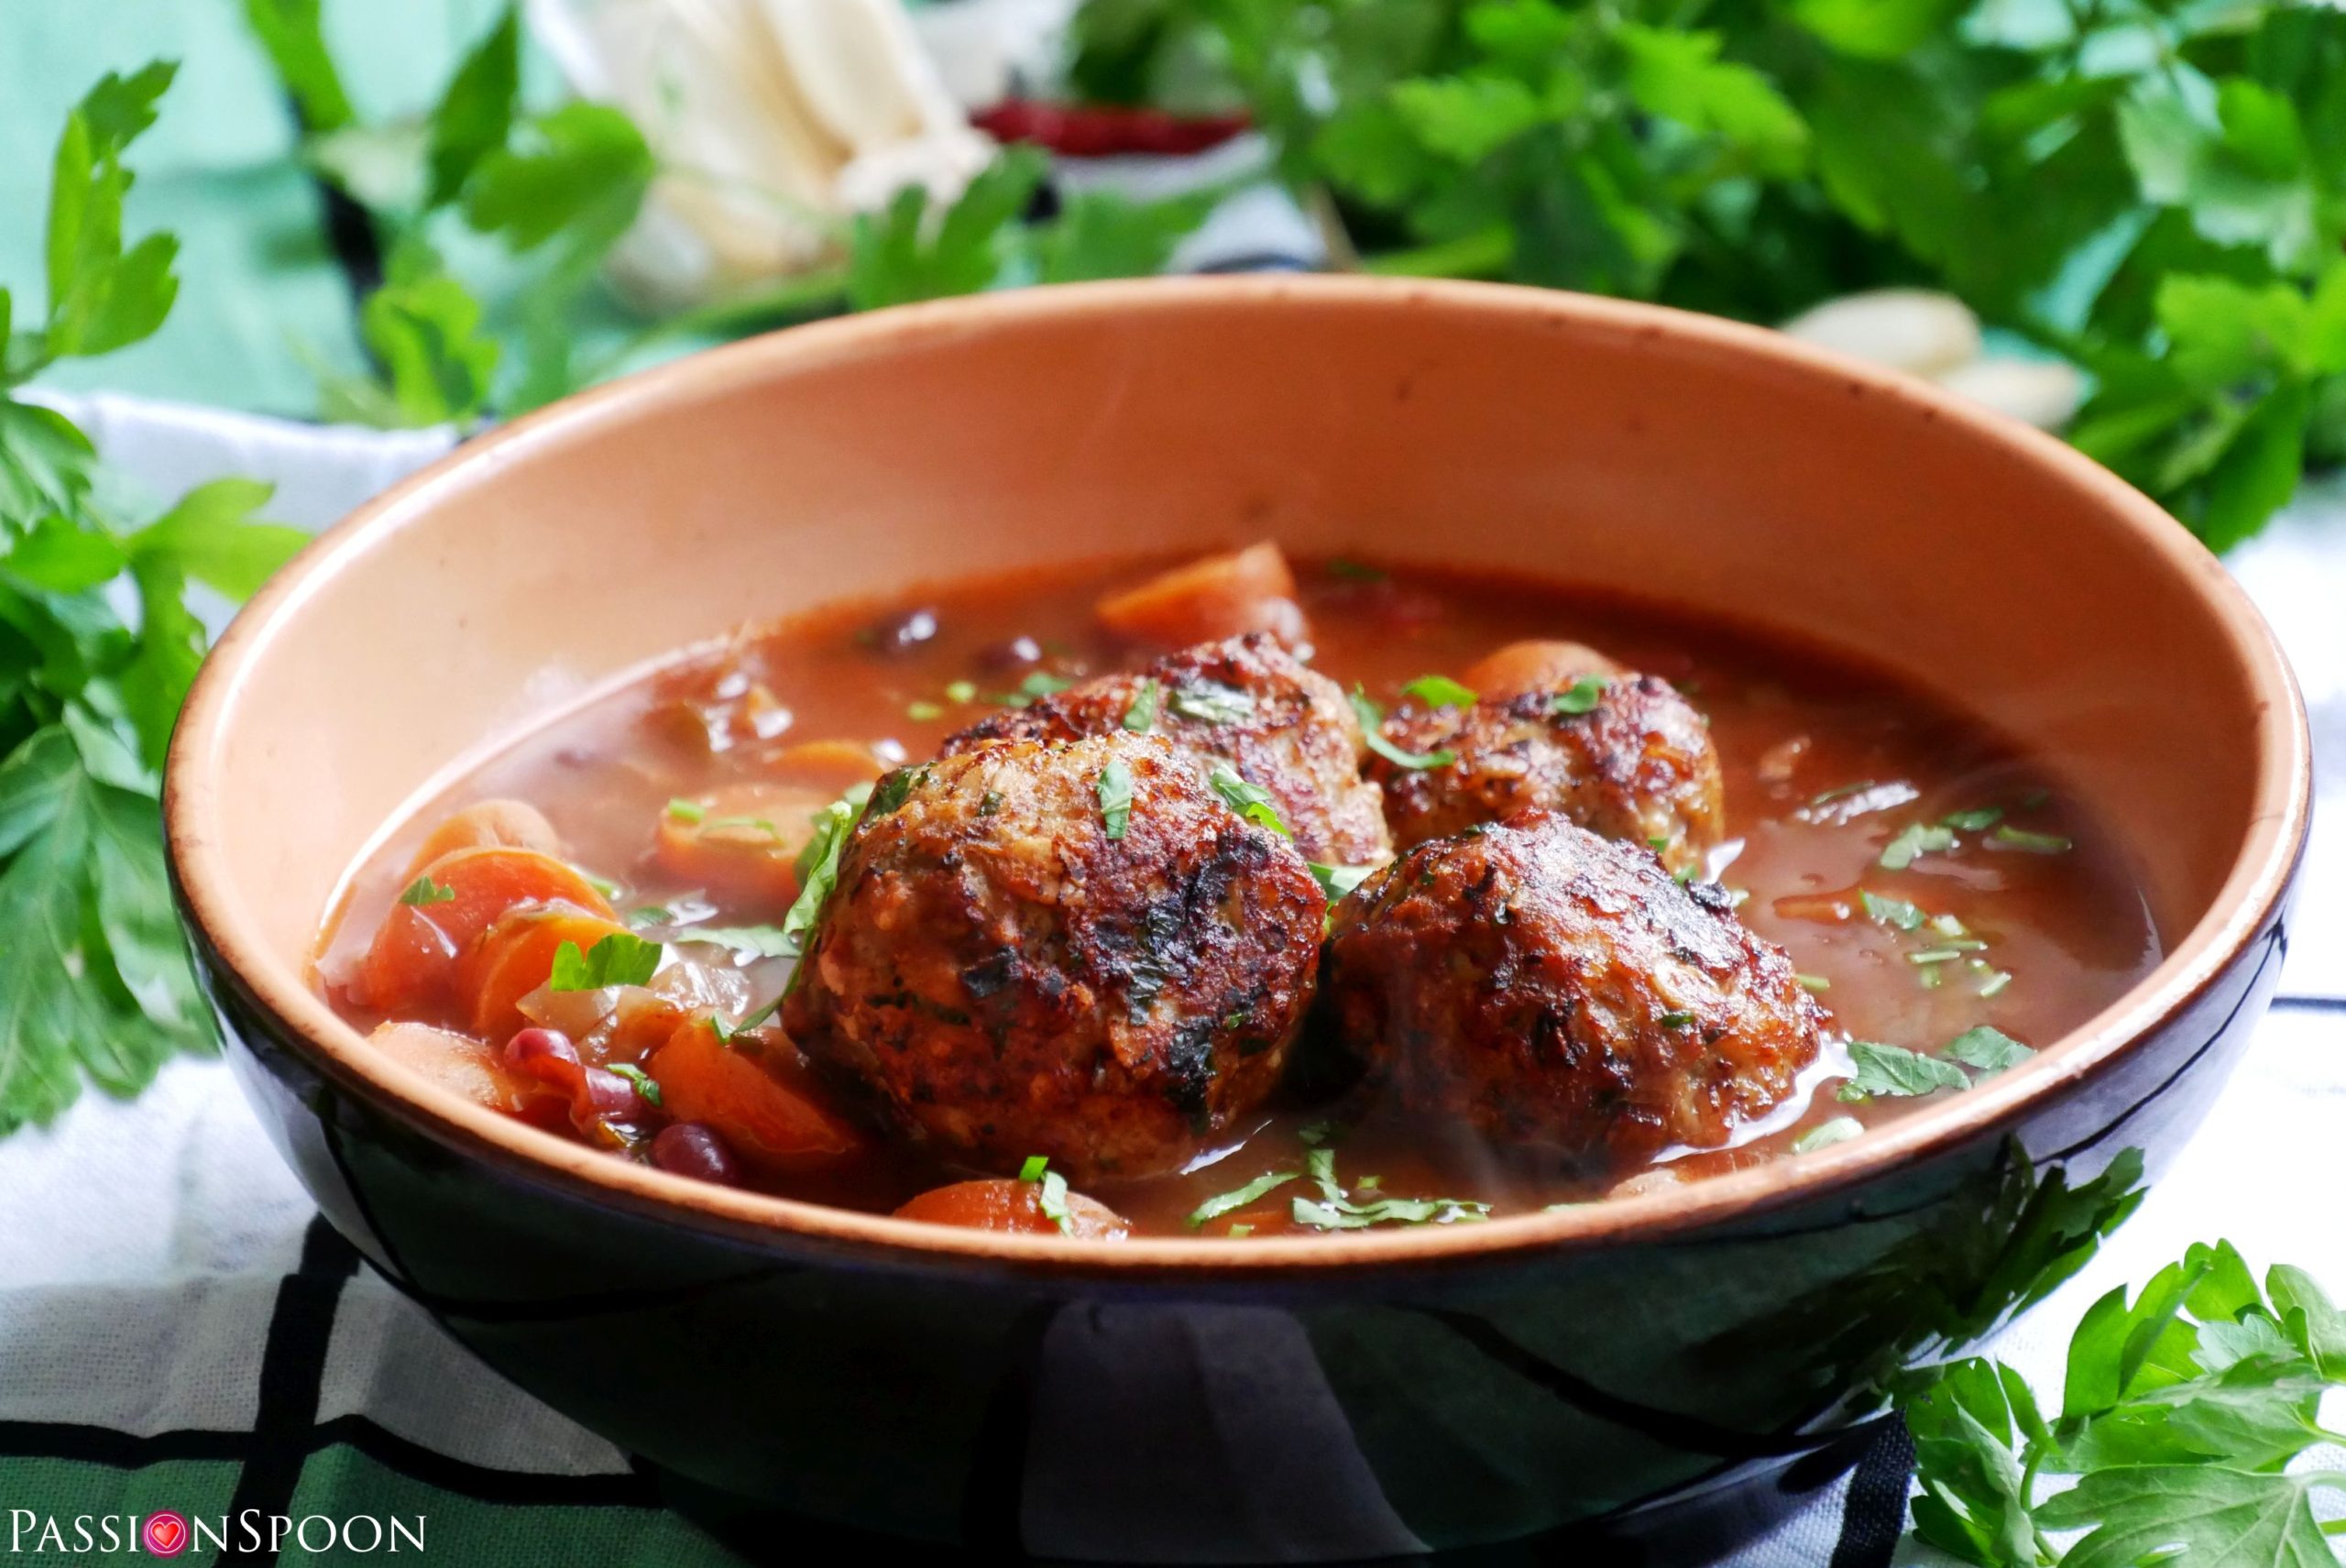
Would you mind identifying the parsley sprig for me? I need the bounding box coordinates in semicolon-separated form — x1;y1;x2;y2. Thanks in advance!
0;66;308;1137
1904;1240;2346;1566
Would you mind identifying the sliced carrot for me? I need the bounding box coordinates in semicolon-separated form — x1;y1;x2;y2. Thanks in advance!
1094;542;1308;650
406;799;562;874
368;1021;544;1115
652;781;836;908
362;847;617;1014
1460;639;1621;698
457;903;633;1041
761;740;885;793
648;1018;868;1170
893;1179;1131;1239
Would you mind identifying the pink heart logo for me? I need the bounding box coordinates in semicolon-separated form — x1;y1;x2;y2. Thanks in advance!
143;1512;188;1557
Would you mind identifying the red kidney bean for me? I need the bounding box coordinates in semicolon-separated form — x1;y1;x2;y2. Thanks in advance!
506;1027;584;1098
652;1123;740;1186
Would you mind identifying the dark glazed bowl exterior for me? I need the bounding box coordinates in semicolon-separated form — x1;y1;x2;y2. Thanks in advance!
166;279;2311;1560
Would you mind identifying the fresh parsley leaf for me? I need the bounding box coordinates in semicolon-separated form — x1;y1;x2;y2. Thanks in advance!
1097;756;1135;841
1860;890;1927;930
241;0;355;132
548;931;662;992
1945;1025;2033;1074
1551;675;1610;716
1991;826;2074;855
710;996;780;1045
424;5;520;207
1880;821;1957;870
1167;681;1255;724
1350;687;1454;770
1838;1038;1970;1102
1942;806;2005;831
1189;1169;1299;1228
849;148;1048;311
39;64;181;365
665;798;706;824
1792;1116;1862;1155
398;873;455;907
1310;861;1374;902
1207;765;1289;837
607;1061;662;1108
778;781;873;957
1121;677;1160;732
1401;674;1477;707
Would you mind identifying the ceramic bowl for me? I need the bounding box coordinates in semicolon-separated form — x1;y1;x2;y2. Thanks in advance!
165;278;2310;1561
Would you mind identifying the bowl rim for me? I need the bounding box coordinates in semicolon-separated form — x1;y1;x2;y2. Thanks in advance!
164;275;2314;1280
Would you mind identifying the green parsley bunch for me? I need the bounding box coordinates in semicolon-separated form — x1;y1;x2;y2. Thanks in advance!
1908;1238;2346;1564
1070;0;2346;549
0;65;309;1133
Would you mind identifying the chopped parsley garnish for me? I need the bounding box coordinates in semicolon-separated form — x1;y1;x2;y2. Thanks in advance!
549;931;663;992
581;871;622;901
607;1062;662;1107
1226;1224;1254;1238
1880;821;1957;870
1121;677;1160;733
1187;1169;1299;1227
1991;825;2073;854
777;781;875;956
1097;757;1134;840
1659;1010;1697;1028
1550;674;1609;716
1401;674;1477;708
1795;972;1831;992
994;671;1073;708
681;925;795;958
1168;681;1255;724
1310;861;1374;902
865;766;926;817
1208;766;1290;837
1289;1145;1491;1230
1940;806;2004;830
398;873;455;907
1859;891;1925;930
1324;558;1386;582
1809;780;1880;806
906;700;944;721
1349;688;1454;771
1836;1039;1971;1102
945;679;977;704
1943;1025;2032;1073
1792;1117;1862;1155
627;905;673;928
1018;1155;1072;1234
664;797;706;825
711;997;781;1044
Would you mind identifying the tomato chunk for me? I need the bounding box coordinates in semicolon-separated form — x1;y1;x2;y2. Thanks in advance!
368;1021;546;1115
893;1179;1131;1239
648;1018;868;1169
406;799;562;873
1094;543;1308;650
361;847;617;1014
457;903;633;1040
652;781;837;908
1460;640;1620;698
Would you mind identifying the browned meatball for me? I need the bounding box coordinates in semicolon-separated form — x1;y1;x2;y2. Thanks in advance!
1321;813;1821;1176
946;633;1391;866
783;733;1325;1182
1369;673;1724;875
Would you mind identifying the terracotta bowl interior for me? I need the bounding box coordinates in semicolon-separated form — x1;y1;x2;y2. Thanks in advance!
170;279;2306;1264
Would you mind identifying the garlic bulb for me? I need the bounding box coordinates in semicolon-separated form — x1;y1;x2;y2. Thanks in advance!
528;0;993;309
1780;289;2084;431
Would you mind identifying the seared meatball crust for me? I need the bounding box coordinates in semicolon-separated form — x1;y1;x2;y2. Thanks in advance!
945;633;1391;867
1370;674;1724;875
1321;812;1821;1177
783;733;1325;1183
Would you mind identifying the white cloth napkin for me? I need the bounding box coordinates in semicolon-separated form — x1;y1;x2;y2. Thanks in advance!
5;393;2341;1564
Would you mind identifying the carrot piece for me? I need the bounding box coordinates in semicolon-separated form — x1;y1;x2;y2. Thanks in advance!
762;740;885;793
406;799;562;874
1094;543;1308;650
457;903;633;1041
1460;640;1621;698
648;1018;868;1169
893;1179;1131;1239
652;781;836;908
368;1021;546;1115
363;847;617;1014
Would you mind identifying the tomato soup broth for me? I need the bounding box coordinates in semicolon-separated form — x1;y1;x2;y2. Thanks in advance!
318;554;2159;1238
